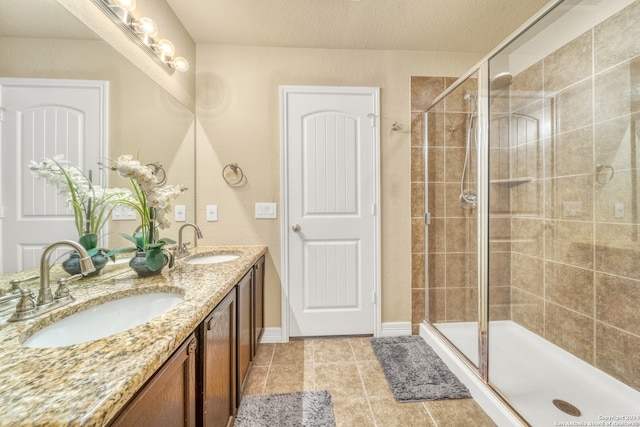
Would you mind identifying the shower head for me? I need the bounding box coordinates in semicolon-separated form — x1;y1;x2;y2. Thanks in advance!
490;72;513;91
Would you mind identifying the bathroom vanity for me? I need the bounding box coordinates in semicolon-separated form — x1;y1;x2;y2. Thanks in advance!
0;245;267;427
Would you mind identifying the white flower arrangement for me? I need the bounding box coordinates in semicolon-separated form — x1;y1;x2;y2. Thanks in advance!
111;154;186;231
29;155;133;252
106;155;187;271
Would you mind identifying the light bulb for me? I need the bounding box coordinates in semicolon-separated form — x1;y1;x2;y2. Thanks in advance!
113;0;136;12
137;17;158;37
173;57;189;72
157;39;175;57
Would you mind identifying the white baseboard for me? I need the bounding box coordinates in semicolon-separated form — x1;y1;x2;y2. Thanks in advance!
260;327;284;343
379;322;412;337
260;322;412;344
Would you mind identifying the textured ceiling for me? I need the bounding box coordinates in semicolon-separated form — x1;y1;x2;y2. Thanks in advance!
1;0;553;55
166;0;552;53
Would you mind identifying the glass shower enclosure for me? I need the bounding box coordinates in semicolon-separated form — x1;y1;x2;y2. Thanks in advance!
423;0;640;425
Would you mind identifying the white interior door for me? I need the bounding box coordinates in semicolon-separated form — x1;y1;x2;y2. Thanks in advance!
0;78;108;274
281;86;380;338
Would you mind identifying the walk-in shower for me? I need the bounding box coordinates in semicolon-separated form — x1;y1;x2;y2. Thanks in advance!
420;0;640;425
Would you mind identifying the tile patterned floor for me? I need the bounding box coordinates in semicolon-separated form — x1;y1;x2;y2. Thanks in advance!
244;337;497;426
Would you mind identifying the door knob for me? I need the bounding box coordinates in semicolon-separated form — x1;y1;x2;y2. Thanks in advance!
291;224;301;232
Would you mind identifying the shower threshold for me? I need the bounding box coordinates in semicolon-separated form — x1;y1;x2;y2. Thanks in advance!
422;321;640;426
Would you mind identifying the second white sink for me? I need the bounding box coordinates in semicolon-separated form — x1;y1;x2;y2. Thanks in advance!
23;292;183;348
184;254;240;265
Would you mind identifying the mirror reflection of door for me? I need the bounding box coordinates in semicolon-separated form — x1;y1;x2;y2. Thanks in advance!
0;78;107;274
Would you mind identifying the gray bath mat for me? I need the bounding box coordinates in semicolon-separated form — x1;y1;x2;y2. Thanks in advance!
235;390;336;427
371;335;472;402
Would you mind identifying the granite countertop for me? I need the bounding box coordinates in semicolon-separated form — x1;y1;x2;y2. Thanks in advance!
0;245;267;426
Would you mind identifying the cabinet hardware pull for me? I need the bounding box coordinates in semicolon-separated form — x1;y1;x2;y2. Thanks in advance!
187;338;197;355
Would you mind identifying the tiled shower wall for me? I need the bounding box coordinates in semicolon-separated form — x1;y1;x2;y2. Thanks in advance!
411;76;489;334
411;76;447;335
504;1;640;391
411;1;640;391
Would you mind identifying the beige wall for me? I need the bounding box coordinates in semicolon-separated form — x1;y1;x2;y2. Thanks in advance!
194;44;480;328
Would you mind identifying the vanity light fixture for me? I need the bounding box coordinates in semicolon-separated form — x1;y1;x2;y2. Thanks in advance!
113;0;136;11
90;0;189;74
157;39;175;59
111;0;136;23
172;57;189;72
135;17;159;44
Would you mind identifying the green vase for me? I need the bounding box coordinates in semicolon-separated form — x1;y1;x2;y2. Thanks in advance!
129;251;168;277
62;252;108;277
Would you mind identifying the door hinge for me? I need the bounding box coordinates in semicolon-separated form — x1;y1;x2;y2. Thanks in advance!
371;203;376;216
372;291;377;304
424;212;431;225
366;113;377;127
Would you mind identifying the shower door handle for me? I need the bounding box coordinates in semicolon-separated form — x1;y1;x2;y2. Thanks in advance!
291;224;301;232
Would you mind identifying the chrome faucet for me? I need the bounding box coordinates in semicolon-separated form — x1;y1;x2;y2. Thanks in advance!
8;240;95;322
174;223;203;258
37;240;95;306
0;275;38;305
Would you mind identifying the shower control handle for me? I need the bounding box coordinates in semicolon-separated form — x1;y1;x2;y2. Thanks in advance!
291;224;301;232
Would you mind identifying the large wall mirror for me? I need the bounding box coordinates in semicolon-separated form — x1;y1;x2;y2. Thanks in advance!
0;1;195;273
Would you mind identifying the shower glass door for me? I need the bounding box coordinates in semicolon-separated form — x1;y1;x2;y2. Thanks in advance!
425;71;480;367
486;0;640;424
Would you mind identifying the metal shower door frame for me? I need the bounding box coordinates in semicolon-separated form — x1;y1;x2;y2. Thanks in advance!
421;63;490;382
476;62;491;383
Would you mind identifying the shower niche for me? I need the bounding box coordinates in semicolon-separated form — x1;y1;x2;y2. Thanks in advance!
421;0;640;425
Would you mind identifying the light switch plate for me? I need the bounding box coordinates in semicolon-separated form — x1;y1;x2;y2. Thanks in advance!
112;205;136;221
614;202;624;218
174;205;186;222
206;204;218;221
255;202;277;219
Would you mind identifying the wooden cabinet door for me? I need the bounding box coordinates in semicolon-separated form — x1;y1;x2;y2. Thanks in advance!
252;256;265;357
109;333;197;427
236;270;253;405
201;289;236;427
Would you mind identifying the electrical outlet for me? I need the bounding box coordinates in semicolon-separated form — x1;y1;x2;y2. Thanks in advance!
174;205;186;222
614;202;624;218
112;205;136;220
206;205;218;221
255;202;277;219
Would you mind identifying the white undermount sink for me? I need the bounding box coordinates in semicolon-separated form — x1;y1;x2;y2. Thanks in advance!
22;292;183;348
184;253;240;265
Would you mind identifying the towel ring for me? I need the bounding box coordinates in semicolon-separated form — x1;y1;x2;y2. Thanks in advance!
595;164;614;185
147;162;167;186
222;163;244;186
